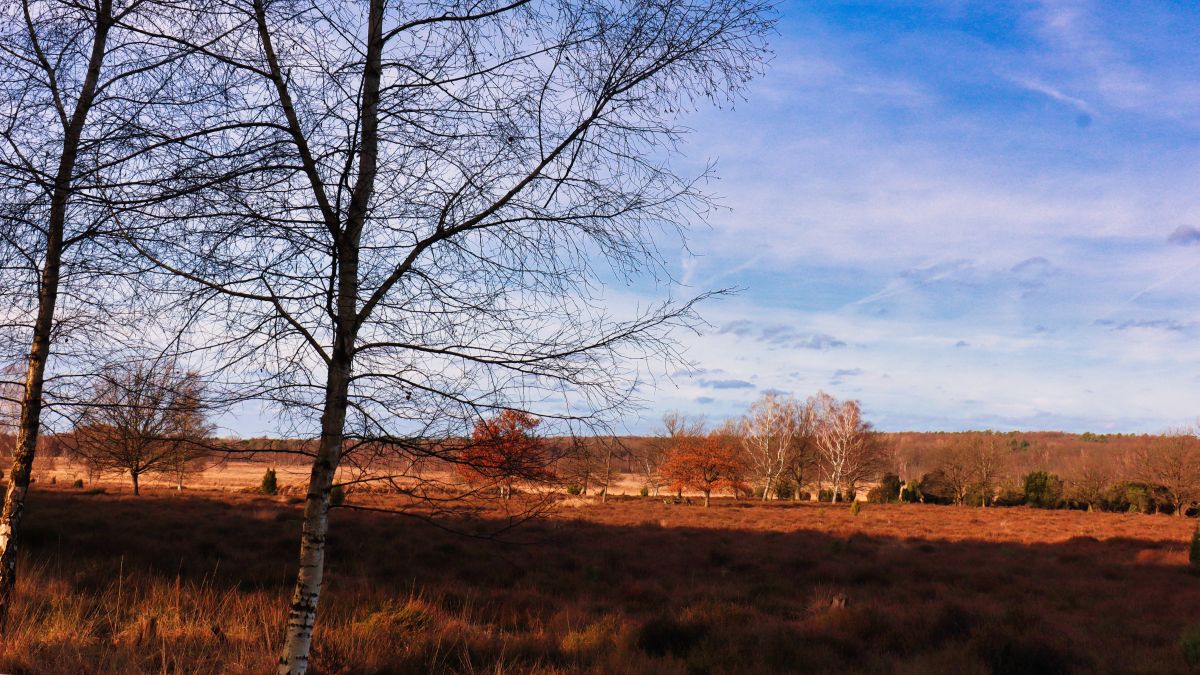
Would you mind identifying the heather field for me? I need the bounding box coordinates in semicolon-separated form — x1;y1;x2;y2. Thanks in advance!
3;482;1198;674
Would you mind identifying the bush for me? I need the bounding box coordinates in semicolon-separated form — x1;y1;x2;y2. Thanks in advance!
639;485;649;497
850;500;861;516
1190;526;1200;570
330;484;345;506
565;484;582;496
901;483;923;503
1023;471;1064;509
773;481;794;500
1103;481;1166;514
993;482;1026;507
72;479;84;489
260;468;278;496
868;474;902;503
917;470;955;505
964;482;992;507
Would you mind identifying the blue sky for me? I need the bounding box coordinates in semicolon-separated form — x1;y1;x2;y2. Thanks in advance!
637;0;1200;433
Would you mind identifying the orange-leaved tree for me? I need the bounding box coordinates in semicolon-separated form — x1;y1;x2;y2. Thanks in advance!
459;411;553;500
660;430;746;507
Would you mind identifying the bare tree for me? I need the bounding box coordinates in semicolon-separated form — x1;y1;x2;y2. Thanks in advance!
779;397;817;500
1065;447;1113;510
740;391;801;500
971;432;1007;507
812;392;878;502
0;0;190;627
124;0;773;670
595;436;624;503
1132;429;1200;517
931;435;975;506
560;435;603;495
69;360;211;495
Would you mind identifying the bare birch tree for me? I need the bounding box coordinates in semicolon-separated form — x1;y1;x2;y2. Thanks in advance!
740;391;800;500
812;391;877;502
0;0;190;627
123;0;773;670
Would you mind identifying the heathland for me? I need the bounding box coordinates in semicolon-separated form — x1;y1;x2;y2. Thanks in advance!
2;466;1198;674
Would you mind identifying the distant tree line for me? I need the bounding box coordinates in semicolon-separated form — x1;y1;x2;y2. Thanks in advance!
548;399;1200;519
883;429;1200;516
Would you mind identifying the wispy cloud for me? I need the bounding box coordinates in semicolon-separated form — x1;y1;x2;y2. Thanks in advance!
697;378;756;390
1167;225;1200;246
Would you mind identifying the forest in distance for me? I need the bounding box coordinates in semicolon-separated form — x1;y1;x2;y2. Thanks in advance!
5;384;1200;518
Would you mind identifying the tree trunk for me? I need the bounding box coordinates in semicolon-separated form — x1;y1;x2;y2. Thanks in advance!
703;489;710;507
272;0;380;668
276;355;351;674
761;476;771;501
0;0;113;631
131;472;140;496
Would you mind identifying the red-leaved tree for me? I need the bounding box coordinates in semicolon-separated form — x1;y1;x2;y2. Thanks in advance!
660;430;746;507
459;411;553;499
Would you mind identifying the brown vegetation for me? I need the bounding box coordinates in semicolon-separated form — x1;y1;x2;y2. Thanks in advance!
3;482;1200;674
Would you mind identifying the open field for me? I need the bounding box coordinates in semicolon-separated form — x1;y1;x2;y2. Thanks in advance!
3;480;1199;674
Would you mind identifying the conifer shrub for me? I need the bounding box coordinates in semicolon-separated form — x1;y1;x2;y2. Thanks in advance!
260;468;278;496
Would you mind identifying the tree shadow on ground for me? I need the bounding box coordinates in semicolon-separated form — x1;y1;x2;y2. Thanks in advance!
9;488;1199;674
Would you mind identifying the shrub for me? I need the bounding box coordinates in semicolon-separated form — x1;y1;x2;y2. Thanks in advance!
868;474;902;503
917;470;955;505
639;485;649;497
1190;526;1200;570
1023;471;1064;509
964;482;991;507
260;468;278;496
329;485;345;506
72;479;84;489
993;482;1026;507
850;500;861;516
565;484;582;496
773;481;794;500
1105;481;1163;514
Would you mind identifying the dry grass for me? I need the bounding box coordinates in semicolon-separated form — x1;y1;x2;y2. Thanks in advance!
3;486;1199;674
